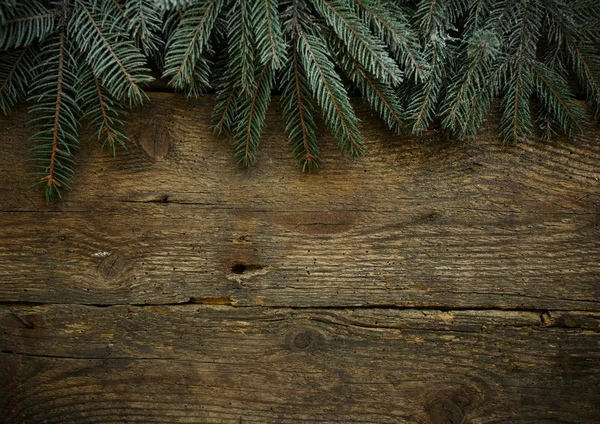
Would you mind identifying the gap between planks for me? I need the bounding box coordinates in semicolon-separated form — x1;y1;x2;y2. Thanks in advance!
2;301;600;332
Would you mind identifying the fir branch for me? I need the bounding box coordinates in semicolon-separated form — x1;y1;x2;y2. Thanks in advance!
163;0;222;94
441;29;500;138
281;0;314;36
229;0;285;166
565;38;600;118
125;0;164;59
405;34;447;134
184;54;212;97
331;36;403;133
69;0;152;105
311;0;402;86
499;0;542;143
28;27;80;202
281;41;320;170
155;0;193;9
233;61;274;166
464;0;495;36
212;73;239;134
405;0;455;134
352;0;425;82
464;61;505;136
414;0;446;35
500;61;533;143
0;47;33;114
0;1;55;49
227;0;255;95
212;0;255;133
78;62;128;155
569;0;600;38
543;0;600;118
253;0;286;69
298;31;364;157
532;60;582;138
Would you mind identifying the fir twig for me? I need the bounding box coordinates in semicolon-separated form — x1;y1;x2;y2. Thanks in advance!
70;0;152;105
281;39;320;170
298;31;364;157
29;27;80;202
0;47;32;114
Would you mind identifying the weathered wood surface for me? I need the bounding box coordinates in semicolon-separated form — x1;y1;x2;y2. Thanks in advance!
1;305;600;423
1;93;599;422
0;94;599;309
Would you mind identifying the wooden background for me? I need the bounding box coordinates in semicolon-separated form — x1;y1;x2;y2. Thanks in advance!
1;93;599;423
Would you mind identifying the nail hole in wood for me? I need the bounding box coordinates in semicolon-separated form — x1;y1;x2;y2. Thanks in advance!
230;263;263;274
231;263;247;274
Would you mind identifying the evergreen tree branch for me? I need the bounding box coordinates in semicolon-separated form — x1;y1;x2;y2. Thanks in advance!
566;38;600;118
464;61;505;136
352;0;425;82
298;31;364;157
0;1;55;50
311;0;402;86
441;29;500;138
405;0;455;134
228;0;255;95
92;70;118;152
70;0;152;105
352;61;403;133
405;35;447;134
77;61;129;155
212;0;255;133
163;0;222;93
212;76;238;134
331;36;404;133
155;0;193;9
532;60;582;137
500;61;533;143
28;27;80;202
126;0;163;59
0;47;32;114
499;0;542;143
415;0;444;35
281;40;320;170
464;0;494;36
253;0;286;69
233;61;274;166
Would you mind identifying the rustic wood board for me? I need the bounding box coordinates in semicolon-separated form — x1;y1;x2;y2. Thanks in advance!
1;305;599;423
0;94;598;309
1;94;599;422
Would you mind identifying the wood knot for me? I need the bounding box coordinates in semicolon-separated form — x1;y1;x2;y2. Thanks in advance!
294;332;313;349
98;254;126;279
136;123;171;160
426;399;465;424
423;383;481;424
287;328;320;352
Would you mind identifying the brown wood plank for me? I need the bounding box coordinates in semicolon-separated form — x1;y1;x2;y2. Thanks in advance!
0;204;598;309
1;305;599;423
0;94;599;308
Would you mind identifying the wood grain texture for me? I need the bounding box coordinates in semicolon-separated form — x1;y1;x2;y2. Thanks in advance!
0;94;598;309
1;305;599;423
1;93;599;422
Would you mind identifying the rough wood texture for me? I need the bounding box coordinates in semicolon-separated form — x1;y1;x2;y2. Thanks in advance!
1;305;599;423
0;94;599;309
1;93;599;422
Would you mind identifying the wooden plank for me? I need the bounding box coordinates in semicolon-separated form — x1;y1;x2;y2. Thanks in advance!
0;204;598;309
0;94;599;308
1;305;599;423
